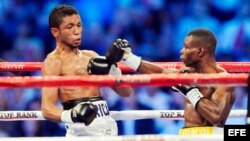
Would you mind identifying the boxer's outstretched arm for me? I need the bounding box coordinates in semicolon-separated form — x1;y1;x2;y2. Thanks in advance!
137;60;163;74
41;56;63;122
196;86;235;125
105;39;179;74
137;60;179;74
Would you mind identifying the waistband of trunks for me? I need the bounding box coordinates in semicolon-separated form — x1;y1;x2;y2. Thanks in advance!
179;126;223;135
62;96;104;110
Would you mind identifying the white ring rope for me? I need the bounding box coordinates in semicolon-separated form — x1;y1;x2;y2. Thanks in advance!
0;109;246;121
0;135;223;141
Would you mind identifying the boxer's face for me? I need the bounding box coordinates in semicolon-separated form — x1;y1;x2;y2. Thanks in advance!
58;14;83;48
180;36;201;67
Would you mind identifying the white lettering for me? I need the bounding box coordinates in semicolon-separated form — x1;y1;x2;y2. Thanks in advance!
228;129;246;136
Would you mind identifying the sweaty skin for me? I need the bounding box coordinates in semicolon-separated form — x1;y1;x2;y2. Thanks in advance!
42;14;132;123
137;35;235;127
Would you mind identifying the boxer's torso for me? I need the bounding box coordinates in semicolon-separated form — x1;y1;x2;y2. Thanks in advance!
184;87;217;127
183;66;234;127
49;49;101;103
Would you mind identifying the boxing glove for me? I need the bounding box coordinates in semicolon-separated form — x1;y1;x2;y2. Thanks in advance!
61;102;97;126
105;39;142;71
87;57;112;75
87;57;122;75
172;85;204;108
171;70;204;108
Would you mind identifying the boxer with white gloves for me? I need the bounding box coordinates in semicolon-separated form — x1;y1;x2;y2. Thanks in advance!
106;29;235;132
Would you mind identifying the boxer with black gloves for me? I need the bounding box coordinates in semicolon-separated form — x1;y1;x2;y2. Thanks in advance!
42;5;132;137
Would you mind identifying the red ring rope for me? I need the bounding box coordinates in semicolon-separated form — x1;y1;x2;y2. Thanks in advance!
0;73;248;88
1;62;250;72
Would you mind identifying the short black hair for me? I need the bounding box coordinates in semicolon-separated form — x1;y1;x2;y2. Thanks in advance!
49;4;79;28
187;28;217;55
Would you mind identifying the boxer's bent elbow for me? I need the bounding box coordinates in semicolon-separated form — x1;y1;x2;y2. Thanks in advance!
124;87;133;97
113;86;133;97
119;89;132;97
209;115;222;126
42;107;60;122
41;108;51;119
123;92;132;97
41;108;50;119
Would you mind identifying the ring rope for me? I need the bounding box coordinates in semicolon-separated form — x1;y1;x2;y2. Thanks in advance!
0;135;223;141
0;110;246;121
1;62;250;72
0;73;248;88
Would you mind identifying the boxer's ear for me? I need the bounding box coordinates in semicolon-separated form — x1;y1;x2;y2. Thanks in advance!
51;28;59;38
198;46;205;57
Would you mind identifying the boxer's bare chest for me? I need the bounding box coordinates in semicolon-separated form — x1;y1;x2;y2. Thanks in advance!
61;54;91;75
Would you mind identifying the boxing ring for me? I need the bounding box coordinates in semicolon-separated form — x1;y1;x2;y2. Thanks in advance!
0;62;250;141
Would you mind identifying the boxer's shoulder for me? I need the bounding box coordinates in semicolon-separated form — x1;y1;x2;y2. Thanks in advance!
42;52;63;75
45;50;61;60
44;52;63;65
81;50;99;58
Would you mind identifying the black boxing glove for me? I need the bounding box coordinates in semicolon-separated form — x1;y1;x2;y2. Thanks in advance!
87;57;112;75
171;70;204;108
61;102;97;126
105;39;125;64
105;39;141;71
87;57;122;75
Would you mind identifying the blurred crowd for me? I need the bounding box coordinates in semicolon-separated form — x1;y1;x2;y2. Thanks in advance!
0;0;249;137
